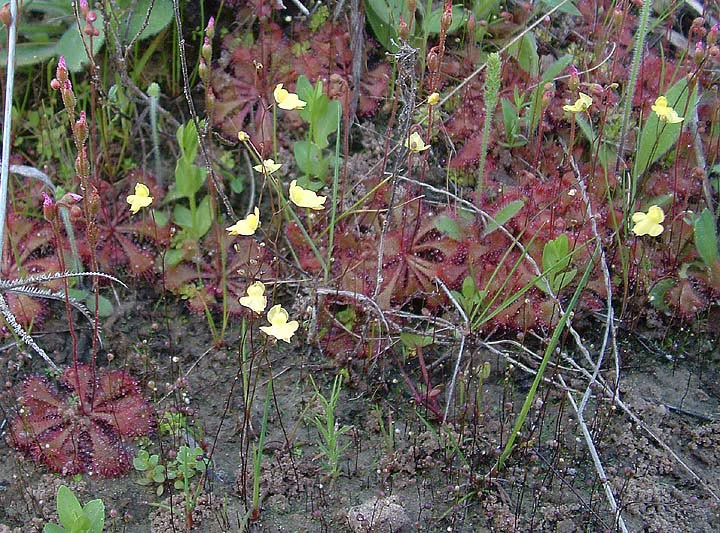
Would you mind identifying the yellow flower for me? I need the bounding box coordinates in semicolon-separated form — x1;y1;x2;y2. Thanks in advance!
289;180;326;210
259;304;299;342
273;83;307;110
237;130;250;142
239;281;267;314
631;205;665;237
427;92;440;106
651;96;684;124
563;92;592;113
227;207;261;236
127;183;153;214
253;159;282;175
405;131;430;153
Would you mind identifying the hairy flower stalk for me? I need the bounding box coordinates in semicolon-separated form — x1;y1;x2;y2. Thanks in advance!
477;52;501;195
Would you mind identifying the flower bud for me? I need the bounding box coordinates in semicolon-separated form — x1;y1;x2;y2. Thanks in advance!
86;187;100;216
710;45;719;59
80;0;89;17
202;37;212;63
198;58;209;83
466;13;476;34
69;205;84;223
42;193;57;222
75;151;89;178
56;56;68;83
695;41;705;64
441;7;452;32
427;48;439;73
205;16;215;39
74;111;88;146
0;4;12;27
398;17;410;40
407;0;416;14
568;65;579;92
60;192;83;205
50;79;61;91
86;10;97;23
708;24;719;45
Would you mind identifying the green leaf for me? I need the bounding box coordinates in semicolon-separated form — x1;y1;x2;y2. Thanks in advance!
364;0;400;52
82;499;105;533
539;0;581;16
176;121;199;161
483;199;524;236
56;12;106;72
174;159;205;199
43;525;67;533
294;140;330;180
693;208;719;266
507;33;538;75
118;0;173;40
543;233;571;272
56;486;82;530
400;332;434;349
434;214;463;240
635;78;698;178
195;196;214;239
173;204;193;230
540;54;574;84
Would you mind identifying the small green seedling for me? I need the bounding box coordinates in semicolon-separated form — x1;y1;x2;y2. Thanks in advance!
43;485;104;533
134;450;167;496
308;375;353;478
535;234;578;294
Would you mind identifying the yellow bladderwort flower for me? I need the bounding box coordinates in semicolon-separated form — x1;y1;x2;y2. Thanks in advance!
289;180;326;210
253;159;282;175
239;281;267;314
405;131;430;153
563;92;592;113
631;205;665;237
651;96;684;124
237;130;250;142
273;83;307;110
127;183;153;214
427;92;440;106
259;304;299;342
226;207;261;236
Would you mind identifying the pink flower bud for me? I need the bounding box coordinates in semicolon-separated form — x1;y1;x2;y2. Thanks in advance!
56;56;68;82
206;16;215;38
569;65;579;92
42;193;57;222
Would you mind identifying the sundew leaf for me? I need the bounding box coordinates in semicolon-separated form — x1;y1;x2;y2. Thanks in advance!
483;199;524;236
634;78;698;178
694;208;719;266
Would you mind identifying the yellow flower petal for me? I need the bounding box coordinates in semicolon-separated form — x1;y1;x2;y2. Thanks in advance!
427;92;440;106
227;207;261;236
239;281;267;314
563;92;593;113
631;205;665;237
651;96;684;124
127;183;153;214
273;83;307;110
253;159;282;175
404;131;430;153
259;304;299;342
238;130;250;142
289;180;326;210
